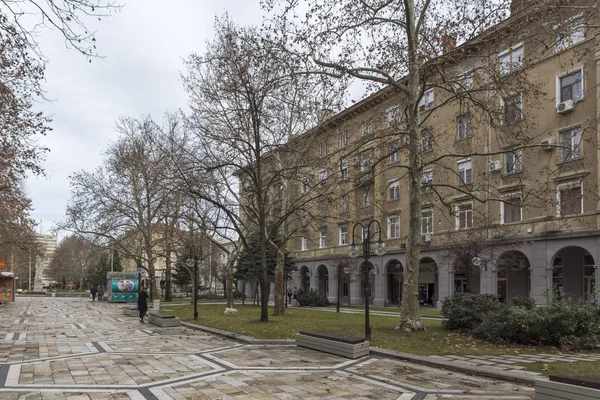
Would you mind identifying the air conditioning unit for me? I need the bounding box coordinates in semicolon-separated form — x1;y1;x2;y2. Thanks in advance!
488;160;501;172
422;234;432;242
557;100;574;114
540;139;554;150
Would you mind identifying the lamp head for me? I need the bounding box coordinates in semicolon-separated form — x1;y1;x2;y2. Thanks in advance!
471;256;483;268
374;240;386;256
348;243;360;258
185;259;194;268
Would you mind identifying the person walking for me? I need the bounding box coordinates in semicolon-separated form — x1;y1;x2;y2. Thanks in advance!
97;287;104;302
287;288;292;304
90;285;97;302
138;286;148;323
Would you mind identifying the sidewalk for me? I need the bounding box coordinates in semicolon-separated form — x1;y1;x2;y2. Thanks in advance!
0;297;539;399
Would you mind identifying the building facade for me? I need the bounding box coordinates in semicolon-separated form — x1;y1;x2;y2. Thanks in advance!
33;234;58;291
283;2;600;308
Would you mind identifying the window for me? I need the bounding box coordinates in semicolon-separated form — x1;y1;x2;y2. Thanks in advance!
557;181;582;216
318;168;327;186
338;132;349;148
319;141;328;157
339;227;348;245
501;193;522;224
505;150;522;174
499;43;523;75
387;105;401;126
455;202;473;230
340;196;348;213
339;159;349;180
419;88;434;111
457;114;472;139
362;187;372;207
359;149;372;173
362;120;374;137
457;159;472;185
389;179;400;201
559;69;583;103
422;130;433;152
320;201;327;217
501;95;523;125
559;127;582;161
301;176;309;194
389;143;399;163
388;216;400;239
319;231;327;248
421;169;433;192
556;15;585;52
456;70;473;92
421;210;433;234
301;237;309;250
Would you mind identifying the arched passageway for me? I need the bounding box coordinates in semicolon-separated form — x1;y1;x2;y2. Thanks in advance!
496;251;530;301
419;257;438;306
385;260;403;305
453;256;481;294
551;246;596;303
299;266;310;294
317;264;329;298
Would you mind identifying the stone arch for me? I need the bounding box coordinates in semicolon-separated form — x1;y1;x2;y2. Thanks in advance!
299;265;310;294
496;251;530;301
551;246;596;303
316;264;329;298
358;261;375;305
385;259;403;306
419;257;439;306
452;255;481;295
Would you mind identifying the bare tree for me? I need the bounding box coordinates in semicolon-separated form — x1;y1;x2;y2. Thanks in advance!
61;115;181;300
180;16;345;321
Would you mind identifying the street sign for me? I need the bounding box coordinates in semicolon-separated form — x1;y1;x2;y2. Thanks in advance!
0;260;5;269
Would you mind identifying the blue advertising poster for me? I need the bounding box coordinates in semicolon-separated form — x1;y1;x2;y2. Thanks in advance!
106;272;139;303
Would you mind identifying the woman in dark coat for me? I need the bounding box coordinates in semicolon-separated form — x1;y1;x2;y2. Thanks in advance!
138;286;148;323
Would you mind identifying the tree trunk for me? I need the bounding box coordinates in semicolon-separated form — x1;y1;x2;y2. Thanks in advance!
272;247;285;315
241;280;246;305
165;249;172;302
226;252;235;308
396;0;425;332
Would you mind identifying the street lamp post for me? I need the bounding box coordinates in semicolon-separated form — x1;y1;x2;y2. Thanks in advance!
348;220;386;341
186;259;198;320
337;257;349;313
466;242;483;293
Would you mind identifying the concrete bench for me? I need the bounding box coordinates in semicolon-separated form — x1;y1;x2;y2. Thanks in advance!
535;376;600;400
148;312;181;327
295;331;369;359
122;306;138;317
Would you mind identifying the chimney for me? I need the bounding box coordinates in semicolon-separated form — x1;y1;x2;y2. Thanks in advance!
442;35;457;53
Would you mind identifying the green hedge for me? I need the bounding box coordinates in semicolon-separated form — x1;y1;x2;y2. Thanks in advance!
442;294;600;350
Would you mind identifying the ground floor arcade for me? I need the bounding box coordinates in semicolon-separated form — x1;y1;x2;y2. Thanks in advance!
290;236;600;307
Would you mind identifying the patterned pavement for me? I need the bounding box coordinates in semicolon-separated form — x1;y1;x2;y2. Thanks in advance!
0;297;538;399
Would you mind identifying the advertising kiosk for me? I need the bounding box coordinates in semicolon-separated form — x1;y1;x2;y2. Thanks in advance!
0;272;14;302
106;272;139;303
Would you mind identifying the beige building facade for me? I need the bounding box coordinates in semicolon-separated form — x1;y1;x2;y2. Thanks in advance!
284;2;600;307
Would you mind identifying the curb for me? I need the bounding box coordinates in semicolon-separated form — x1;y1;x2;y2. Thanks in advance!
180;321;540;385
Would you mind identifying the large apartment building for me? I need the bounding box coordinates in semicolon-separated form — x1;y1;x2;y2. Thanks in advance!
282;1;600;307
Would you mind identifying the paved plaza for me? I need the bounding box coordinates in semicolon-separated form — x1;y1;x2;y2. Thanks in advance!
0;297;540;399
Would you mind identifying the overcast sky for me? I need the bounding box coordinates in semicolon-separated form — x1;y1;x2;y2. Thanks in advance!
25;0;267;237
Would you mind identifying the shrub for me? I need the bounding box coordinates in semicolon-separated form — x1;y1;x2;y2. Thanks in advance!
298;290;330;307
473;298;600;350
507;296;536;310
441;293;502;331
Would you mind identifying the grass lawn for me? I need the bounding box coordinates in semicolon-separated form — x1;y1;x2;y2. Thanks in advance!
334;305;442;317
161;304;567;357
521;361;600;377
